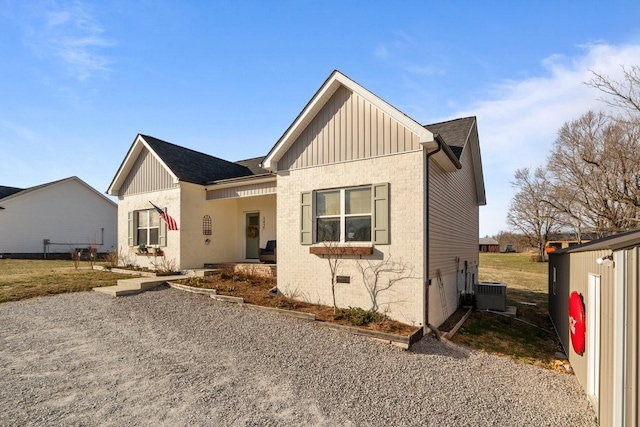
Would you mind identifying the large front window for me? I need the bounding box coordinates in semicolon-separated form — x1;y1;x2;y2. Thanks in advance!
137;209;160;246
315;187;372;242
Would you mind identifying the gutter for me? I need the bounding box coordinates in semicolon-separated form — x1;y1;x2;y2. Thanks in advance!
423;137;443;339
205;174;276;190
435;134;462;169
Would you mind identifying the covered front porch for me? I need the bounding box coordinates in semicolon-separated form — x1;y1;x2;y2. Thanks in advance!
202;176;277;265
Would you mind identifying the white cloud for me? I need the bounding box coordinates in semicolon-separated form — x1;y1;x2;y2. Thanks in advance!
453;43;640;236
25;1;115;80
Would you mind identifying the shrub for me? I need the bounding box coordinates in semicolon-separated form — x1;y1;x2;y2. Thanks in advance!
335;307;384;326
104;249;119;268
151;257;179;276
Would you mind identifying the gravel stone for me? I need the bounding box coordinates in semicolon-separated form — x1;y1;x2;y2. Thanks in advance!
0;287;597;426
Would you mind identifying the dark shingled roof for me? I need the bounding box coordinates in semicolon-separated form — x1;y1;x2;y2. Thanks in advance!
0;186;24;200
424;117;476;159
142;135;255;184
235;156;269;176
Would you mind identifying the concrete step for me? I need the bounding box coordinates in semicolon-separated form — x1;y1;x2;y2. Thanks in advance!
95;274;186;297
93;285;144;297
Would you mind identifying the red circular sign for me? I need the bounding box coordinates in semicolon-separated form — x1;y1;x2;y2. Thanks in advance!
568;291;586;355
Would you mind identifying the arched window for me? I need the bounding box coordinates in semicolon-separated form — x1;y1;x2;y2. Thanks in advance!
203;215;212;235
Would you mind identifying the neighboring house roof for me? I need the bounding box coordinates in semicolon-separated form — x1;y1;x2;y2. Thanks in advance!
0;176;116;207
0;186;24;200
479;237;499;245
555;228;640;253
108;134;259;195
425;117;477;160
262;70;461;173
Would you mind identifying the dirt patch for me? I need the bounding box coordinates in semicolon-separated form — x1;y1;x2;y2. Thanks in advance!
175;269;418;336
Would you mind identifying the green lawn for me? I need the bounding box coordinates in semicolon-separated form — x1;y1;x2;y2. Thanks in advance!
441;252;564;371
0;259;133;303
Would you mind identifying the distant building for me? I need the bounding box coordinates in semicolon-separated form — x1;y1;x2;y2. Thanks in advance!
479;237;499;253
0;177;117;258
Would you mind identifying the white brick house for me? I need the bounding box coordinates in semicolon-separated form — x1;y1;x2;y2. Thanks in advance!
108;70;486;328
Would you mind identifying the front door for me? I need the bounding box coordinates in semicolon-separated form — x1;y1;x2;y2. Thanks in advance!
245;212;260;259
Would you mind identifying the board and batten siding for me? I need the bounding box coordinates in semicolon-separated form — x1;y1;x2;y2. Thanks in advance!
278;86;421;170
206;181;276;200
120;148;178;196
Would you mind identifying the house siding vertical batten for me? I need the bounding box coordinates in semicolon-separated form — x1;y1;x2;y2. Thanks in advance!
120;148;178;196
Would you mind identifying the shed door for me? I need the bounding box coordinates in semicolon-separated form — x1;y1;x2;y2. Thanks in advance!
587;273;601;411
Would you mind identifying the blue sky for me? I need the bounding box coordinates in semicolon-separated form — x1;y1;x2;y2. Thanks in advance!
1;1;639;236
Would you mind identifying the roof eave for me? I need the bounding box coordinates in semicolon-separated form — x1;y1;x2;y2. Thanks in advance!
206;174;276;190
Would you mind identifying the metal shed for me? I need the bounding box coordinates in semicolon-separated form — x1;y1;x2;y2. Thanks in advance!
548;229;640;426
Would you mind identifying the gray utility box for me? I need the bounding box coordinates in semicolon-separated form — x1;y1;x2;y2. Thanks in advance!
473;281;507;311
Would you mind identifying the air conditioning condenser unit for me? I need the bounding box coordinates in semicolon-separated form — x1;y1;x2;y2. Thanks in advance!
473;281;507;311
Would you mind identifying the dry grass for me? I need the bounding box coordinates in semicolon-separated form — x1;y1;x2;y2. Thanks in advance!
440;252;565;371
177;267;418;336
0;259;133;303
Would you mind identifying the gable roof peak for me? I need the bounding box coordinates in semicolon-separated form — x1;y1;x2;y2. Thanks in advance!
108;134;258;195
262;69;434;171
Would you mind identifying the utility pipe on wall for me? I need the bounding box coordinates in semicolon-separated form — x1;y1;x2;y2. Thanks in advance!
423;135;446;339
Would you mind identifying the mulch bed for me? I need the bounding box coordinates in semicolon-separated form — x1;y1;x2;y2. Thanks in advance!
174;270;418;336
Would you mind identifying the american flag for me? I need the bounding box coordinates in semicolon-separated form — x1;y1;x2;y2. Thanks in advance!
149;202;179;230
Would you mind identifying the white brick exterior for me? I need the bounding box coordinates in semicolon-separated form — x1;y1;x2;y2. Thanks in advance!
277;151;426;326
116;182;277;270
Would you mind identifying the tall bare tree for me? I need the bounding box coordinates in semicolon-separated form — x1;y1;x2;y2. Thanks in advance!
588;65;640;116
507;167;561;260
545;111;640;236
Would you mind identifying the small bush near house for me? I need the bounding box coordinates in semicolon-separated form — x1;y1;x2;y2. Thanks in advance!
151;257;179;276
335;307;384;326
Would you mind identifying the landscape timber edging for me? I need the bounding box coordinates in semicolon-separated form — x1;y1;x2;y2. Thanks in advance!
167;281;217;296
210;294;244;304
167;280;422;349
317;322;423;350
244;304;316;321
93;266;157;277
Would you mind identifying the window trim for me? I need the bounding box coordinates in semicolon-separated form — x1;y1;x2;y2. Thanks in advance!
300;183;389;246
128;208;167;247
314;186;372;244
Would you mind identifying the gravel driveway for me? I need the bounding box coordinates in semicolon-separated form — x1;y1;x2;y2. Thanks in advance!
0;287;596;426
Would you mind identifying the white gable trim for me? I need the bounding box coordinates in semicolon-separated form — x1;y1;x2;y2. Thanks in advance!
107;134;179;196
2;176;116;207
262;70;436;172
451;117;486;205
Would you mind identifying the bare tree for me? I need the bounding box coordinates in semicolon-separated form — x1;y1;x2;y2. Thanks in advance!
588;66;640;116
507;167;561;260
356;256;415;312
545;111;640;236
320;241;351;313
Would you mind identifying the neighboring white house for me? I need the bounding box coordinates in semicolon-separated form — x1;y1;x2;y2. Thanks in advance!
0;176;117;257
107;70;486;328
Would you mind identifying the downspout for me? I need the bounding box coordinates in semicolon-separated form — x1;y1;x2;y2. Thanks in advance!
423;135;445;339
